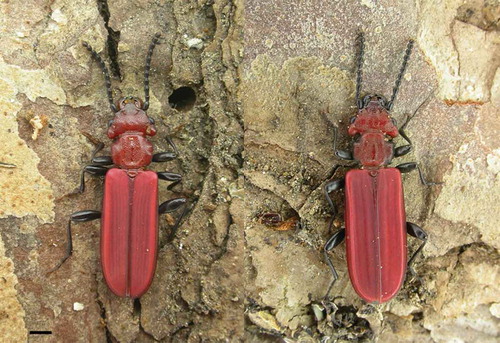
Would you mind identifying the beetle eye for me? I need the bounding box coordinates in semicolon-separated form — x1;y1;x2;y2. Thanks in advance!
391;117;397;126
148;117;155;125
108;119;114;128
349;116;356;124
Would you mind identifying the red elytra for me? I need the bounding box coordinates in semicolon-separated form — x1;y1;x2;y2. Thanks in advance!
101;169;159;298
344;168;407;303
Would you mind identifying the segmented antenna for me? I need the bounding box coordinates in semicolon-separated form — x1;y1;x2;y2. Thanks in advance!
355;32;365;109
387;40;414;111
143;33;161;111
82;42;117;112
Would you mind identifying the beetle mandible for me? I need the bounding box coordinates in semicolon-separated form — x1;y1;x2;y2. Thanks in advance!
50;33;187;298
323;32;440;303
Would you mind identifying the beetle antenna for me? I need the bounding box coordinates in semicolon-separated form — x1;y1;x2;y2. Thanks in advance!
143;33;161;111
82;42;117;113
387;39;414;111
355;32;365;109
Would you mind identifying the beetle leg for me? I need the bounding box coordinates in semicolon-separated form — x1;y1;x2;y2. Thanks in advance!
323;228;346;300
394;92;436;158
157;172;182;190
394;145;412;157
399;117;413;146
333;127;353;160
152;152;177;162
335;150;353;161
166;136;179;155
47;210;101;274
324;178;345;218
80;137;112;165
91;156;113;165
153;136;180;163
89;142;105;159
159;197;187;214
78;165;108;193
406;222;428;280
393;112;414;157
159;197;188;241
396;162;442;186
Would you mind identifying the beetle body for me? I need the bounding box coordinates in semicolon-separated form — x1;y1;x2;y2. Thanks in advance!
100;98;160;297
345;98;407;303
323;35;435;304
51;35;187;298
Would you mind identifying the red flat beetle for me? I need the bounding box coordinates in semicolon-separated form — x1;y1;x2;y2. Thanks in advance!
323;33;439;303
51;34;187;298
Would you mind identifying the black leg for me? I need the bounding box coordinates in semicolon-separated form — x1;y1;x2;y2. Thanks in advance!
159;198;188;241
153;136;179;163
166;136;179;155
78;165;108;193
394;114;413;157
396;162;442;186
394;144;412;158
90;142;105;160
47;210;101;274
91;156;113;165
324;176;345;218
323;229;346;299
394;94;434;158
333;126;353;161
74;141;111;193
153;152;177;163
323;173;346;299
398;114;413;145
80;136;112;165
406;222;428;278
159;197;186;215
157;172;182;190
322;162;356;183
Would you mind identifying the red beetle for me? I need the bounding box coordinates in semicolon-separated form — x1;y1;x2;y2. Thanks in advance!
51;34;187;298
323;33;439;303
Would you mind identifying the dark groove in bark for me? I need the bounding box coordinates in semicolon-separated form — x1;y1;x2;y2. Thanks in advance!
97;0;122;79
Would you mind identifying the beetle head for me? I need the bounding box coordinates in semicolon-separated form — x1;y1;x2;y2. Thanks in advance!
107;95;156;138
360;94;388;110
116;96;144;112
348;94;398;137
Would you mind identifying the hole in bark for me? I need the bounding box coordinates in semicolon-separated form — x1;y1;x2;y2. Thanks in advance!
168;87;196;112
